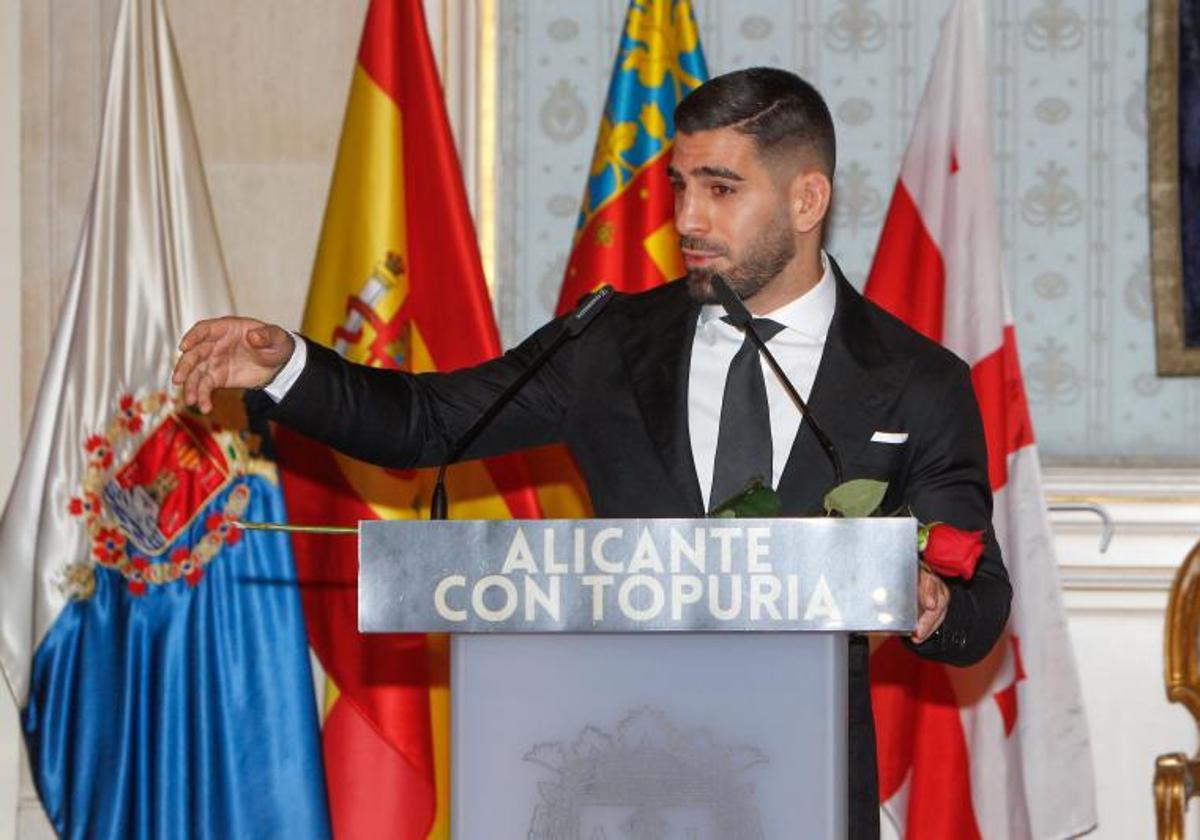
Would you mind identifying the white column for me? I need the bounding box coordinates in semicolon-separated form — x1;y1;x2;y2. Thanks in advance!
421;0;493;295
426;0;481;213
0;0;21;833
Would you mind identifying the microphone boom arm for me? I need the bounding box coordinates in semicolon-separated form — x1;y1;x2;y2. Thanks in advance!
430;284;615;520
710;275;844;487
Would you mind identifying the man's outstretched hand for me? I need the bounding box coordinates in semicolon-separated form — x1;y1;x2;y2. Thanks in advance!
172;317;294;413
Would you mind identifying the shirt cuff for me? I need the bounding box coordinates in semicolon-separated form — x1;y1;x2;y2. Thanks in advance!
262;332;307;402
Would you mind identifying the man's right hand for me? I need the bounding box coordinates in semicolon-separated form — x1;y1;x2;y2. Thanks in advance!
172;317;295;414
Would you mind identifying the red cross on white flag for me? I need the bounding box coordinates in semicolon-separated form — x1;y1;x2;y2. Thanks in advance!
864;1;1097;837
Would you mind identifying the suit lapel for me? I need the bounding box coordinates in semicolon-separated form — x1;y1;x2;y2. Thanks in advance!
616;282;706;514
777;262;914;515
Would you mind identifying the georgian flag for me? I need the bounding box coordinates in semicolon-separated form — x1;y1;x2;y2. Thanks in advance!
863;1;1097;837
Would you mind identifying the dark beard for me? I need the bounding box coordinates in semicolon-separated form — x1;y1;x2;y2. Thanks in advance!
684;216;796;305
686;267;772;304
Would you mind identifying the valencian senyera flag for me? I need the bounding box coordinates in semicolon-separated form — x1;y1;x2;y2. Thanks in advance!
556;0;709;313
0;0;330;837
530;0;710;520
272;0;544;837
865;1;1096;837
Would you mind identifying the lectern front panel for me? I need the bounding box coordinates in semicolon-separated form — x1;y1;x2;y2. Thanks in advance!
360;518;917;635
451;633;847;840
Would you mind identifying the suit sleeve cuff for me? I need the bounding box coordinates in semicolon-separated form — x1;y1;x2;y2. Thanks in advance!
902;578;983;663
261;331;307;402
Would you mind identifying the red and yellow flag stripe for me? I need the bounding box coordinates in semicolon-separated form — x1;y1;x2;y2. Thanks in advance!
278;1;541;836
533;0;709;521
556;0;708;312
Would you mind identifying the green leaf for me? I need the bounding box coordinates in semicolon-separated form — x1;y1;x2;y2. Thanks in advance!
708;477;783;519
823;479;889;518
917;522;931;552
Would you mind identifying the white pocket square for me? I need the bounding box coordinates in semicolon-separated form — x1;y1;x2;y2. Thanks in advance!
870;431;909;444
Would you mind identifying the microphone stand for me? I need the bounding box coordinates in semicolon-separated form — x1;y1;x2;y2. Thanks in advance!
234;286;614;532
430;284;615;520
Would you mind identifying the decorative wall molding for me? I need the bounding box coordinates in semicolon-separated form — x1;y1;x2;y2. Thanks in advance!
1045;465;1200;502
1045;467;1200;553
1044;466;1200;611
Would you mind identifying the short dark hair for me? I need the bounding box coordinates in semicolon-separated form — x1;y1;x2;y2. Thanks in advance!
675;67;836;176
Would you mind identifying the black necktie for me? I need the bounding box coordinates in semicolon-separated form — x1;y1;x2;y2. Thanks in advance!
709;318;786;511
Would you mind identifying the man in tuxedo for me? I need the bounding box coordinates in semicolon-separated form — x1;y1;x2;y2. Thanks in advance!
174;67;1011;839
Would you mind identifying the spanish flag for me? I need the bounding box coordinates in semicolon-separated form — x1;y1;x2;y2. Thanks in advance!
275;1;542;836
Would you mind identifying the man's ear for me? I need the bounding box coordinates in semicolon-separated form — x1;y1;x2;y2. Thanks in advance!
790;170;833;235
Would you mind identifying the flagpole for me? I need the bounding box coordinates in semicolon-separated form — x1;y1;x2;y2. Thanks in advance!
235;521;358;535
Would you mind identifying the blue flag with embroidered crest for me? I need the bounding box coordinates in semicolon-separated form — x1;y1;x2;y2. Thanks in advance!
0;0;330;836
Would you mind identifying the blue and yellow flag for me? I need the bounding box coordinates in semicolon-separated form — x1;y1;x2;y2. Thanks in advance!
0;1;328;836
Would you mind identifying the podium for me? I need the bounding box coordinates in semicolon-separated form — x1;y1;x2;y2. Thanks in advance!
359;517;917;840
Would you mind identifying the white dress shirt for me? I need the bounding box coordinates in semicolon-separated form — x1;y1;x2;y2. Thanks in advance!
263;331;308;401
688;253;836;510
263;253;837;512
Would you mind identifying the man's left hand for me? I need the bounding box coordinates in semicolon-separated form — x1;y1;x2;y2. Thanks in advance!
913;564;950;643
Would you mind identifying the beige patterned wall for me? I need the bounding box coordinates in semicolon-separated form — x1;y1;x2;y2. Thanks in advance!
1;0;20;497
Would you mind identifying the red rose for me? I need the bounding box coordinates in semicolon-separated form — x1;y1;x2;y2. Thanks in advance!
920;523;984;580
68;497;84;516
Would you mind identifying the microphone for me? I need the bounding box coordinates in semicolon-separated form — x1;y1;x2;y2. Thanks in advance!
710;275;844;486
430;284;616;520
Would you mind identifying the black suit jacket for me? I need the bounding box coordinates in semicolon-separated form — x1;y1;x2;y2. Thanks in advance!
248;262;1012;839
